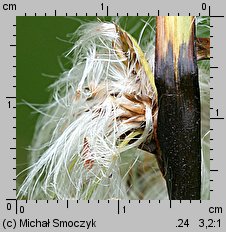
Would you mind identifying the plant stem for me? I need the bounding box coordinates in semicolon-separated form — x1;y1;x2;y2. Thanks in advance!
154;16;201;200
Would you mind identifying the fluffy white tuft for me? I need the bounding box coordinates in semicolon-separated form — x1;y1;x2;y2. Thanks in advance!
18;21;155;200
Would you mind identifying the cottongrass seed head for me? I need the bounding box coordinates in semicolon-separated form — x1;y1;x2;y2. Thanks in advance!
17;17;210;200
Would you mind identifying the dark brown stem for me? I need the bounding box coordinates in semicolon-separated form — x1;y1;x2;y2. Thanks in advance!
154;16;201;200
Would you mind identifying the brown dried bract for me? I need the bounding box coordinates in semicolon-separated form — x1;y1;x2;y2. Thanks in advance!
82;137;94;169
196;38;210;61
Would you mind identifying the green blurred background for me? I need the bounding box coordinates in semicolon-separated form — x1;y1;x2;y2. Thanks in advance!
16;16;152;188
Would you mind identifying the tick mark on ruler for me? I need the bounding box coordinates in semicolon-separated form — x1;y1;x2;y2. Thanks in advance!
210;15;224;18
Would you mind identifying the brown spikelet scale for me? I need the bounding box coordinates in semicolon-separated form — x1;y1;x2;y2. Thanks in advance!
82;137;94;169
196;38;210;61
113;25;141;74
112;27;159;155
